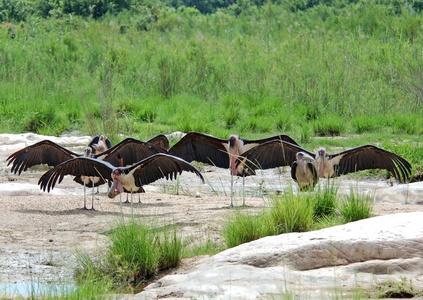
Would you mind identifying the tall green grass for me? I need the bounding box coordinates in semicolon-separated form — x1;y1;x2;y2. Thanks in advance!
73;219;183;290
270;189;315;234
340;189;374;223
222;210;279;248
222;184;374;248
0;3;422;148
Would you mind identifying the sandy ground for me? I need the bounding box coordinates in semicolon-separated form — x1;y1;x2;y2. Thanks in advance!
0;133;422;296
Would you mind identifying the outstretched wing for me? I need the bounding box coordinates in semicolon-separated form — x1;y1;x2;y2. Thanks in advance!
168;132;229;168
327;145;412;182
93;138;167;167
7;140;80;175
236;140;310;175
38;157;114;192
125;153;204;187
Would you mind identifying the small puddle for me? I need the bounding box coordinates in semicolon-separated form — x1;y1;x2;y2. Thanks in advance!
0;282;76;297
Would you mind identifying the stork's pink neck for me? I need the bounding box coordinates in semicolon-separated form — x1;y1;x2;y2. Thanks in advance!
319;160;325;177
230;149;240;175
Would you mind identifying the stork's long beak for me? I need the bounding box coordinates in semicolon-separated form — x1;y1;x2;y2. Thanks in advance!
108;178;124;198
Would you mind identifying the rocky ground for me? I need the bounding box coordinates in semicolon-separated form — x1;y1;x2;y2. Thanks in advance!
0;133;421;297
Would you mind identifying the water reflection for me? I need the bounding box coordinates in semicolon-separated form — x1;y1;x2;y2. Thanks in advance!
0;282;76;297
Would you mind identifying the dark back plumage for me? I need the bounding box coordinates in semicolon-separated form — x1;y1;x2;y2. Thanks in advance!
147;134;170;151
6;140;80;175
93;138;167;167
242;134;300;147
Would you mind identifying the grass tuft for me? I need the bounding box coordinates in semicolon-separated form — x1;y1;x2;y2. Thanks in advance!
222;184;374;248
222;210;279;248
270;189;314;234
339;189;373;223
74;218;183;290
308;183;338;221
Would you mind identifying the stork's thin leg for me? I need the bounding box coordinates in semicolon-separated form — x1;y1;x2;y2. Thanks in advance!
96;186;100;194
124;193;130;204
242;175;246;207
230;173;234;208
83;181;87;210
138;193;142;204
119;193;123;220
91;180;95;210
130;190;134;222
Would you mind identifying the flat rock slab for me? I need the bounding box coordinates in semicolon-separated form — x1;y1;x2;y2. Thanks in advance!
134;212;423;299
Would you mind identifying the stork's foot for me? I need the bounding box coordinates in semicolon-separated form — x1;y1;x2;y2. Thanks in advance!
223;204;235;209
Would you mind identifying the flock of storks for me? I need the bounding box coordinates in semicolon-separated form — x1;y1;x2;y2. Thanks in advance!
6;132;412;209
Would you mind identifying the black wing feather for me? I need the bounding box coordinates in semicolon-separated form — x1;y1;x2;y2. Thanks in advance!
328;145;412;182
93;138;167;167
6;140;80;175
237;141;311;174
125;153;204;187
291;161;298;183
38;157;114;192
168;132;229;168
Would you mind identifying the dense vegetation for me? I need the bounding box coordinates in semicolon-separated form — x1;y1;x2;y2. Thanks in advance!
0;0;422;142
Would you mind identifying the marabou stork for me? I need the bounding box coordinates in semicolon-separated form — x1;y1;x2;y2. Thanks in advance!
237;140;412;191
38;153;205;203
6;138;108;209
88;135;113;154
167;131;299;207
91;137;168;204
291;152;318;191
6;135;168;209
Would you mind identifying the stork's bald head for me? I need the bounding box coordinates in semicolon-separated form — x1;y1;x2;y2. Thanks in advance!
318;147;326;157
83;147;92;157
229;135;238;147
